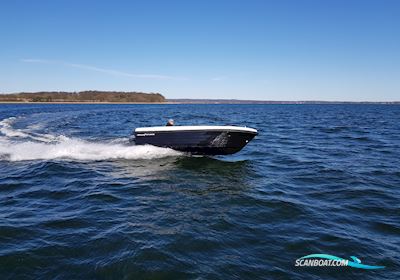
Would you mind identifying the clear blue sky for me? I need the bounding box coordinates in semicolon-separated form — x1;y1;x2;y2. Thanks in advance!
0;0;399;101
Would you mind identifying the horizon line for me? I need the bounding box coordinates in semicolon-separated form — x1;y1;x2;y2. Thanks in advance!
0;91;398;103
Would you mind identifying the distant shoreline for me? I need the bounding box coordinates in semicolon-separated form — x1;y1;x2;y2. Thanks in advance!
1;92;398;104
0;91;165;103
0;100;399;105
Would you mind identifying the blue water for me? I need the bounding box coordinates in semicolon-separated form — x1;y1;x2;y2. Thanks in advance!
0;104;399;279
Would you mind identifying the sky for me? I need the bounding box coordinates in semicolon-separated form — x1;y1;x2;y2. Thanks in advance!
0;0;399;101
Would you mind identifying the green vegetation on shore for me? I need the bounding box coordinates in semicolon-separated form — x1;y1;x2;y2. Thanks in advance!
0;91;165;103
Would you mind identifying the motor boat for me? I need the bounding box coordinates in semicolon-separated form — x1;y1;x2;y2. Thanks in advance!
133;125;258;155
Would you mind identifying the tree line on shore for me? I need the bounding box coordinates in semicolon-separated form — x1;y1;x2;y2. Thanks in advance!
0;91;165;103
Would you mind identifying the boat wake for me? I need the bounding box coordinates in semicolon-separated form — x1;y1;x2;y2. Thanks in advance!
0;117;182;162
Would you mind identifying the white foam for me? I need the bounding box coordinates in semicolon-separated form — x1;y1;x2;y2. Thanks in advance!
0;117;29;138
0;117;182;162
0;138;182;161
0;116;60;142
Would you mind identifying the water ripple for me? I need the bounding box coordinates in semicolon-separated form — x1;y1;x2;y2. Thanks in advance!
0;104;399;279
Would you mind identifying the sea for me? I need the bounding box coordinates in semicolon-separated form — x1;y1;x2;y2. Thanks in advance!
0;104;399;279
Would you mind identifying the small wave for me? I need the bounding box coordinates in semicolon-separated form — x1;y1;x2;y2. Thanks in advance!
0;116;66;142
0;117;29;138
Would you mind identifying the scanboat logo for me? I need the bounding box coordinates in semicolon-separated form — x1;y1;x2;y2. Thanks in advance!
295;254;385;270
